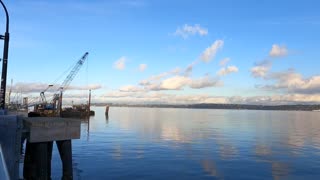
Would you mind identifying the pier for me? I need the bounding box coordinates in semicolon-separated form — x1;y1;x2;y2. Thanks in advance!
0;115;81;179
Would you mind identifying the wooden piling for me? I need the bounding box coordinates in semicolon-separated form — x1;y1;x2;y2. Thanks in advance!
23;117;80;180
34;142;49;179
105;105;109;116
57;140;73;180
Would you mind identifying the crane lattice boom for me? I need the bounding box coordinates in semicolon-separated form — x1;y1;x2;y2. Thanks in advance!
59;52;89;92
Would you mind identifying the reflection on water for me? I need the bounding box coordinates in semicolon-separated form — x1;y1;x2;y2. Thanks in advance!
51;107;320;179
105;114;109;122
201;160;221;178
272;162;290;180
255;144;272;159
111;144;123;160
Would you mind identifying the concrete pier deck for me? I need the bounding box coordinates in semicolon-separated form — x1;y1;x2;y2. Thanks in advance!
1;115;81;179
23;117;81;143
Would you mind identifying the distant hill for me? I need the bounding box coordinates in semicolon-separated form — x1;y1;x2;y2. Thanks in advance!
92;103;320;111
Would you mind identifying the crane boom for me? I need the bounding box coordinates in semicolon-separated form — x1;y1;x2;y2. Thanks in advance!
59;52;89;92
40;84;53;103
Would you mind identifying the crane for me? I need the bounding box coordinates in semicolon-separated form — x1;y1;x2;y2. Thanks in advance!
40;84;53;104
29;52;89;117
51;52;89;115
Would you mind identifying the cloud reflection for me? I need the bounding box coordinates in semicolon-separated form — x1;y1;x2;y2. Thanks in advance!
87;107;320;179
272;162;290;180
201;160;222;178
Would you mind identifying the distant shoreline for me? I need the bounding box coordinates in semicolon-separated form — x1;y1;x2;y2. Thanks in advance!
92;103;320;111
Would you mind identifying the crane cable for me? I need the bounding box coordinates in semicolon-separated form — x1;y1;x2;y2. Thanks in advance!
51;60;78;90
86;55;89;98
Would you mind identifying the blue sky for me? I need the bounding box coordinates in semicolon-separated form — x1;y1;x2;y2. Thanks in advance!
1;0;320;105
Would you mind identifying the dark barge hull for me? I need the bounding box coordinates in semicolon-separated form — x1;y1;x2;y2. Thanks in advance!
61;110;95;118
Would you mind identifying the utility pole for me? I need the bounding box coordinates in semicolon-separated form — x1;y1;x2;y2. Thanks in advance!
0;0;10;110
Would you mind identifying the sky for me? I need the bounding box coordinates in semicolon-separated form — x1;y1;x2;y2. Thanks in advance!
1;0;320;105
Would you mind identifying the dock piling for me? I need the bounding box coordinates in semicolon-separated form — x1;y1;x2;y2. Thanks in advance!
57;140;73;180
23;117;80;180
105;106;109;116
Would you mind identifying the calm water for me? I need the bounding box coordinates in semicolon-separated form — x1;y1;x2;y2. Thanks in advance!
50;107;320;180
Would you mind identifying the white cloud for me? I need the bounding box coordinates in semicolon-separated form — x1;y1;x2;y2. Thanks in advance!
55;60;320;105
113;56;126;70
251;44;288;79
250;60;272;78
68;84;102;90
190;76;222;89
219;57;230;66
139;64;147;72
259;70;320;94
251;65;270;78
10;82;102;94
159;76;191;90
183;61;198;77
119;85;145;92
96;91;320;105
251;44;287;79
269;44;288;57
174;24;208;39
10;82;103;106
217;66;239;76
200;40;224;62
139;67;181;86
139;40;225;91
11;82;52;93
148;72;169;81
228;94;320;105
100;91;228;104
139;79;151;86
103;91;136;98
135;40;228;91
141;74;222;91
184;65;193;76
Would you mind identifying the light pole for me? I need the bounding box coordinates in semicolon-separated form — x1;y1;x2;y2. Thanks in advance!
0;0;9;110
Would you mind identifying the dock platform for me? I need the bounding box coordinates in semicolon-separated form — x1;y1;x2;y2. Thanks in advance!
1;115;81;179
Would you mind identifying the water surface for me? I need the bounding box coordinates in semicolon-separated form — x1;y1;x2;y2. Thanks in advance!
51;107;320;179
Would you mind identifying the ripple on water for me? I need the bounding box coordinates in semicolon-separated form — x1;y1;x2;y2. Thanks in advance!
50;107;320;179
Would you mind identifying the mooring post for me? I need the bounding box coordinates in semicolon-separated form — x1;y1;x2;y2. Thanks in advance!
34;142;49;179
24;140;73;180
56;140;73;180
24;141;50;180
105;105;109;116
23;141;35;179
88;89;91;115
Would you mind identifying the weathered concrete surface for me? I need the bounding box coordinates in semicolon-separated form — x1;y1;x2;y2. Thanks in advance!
0;115;22;180
24;117;81;143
